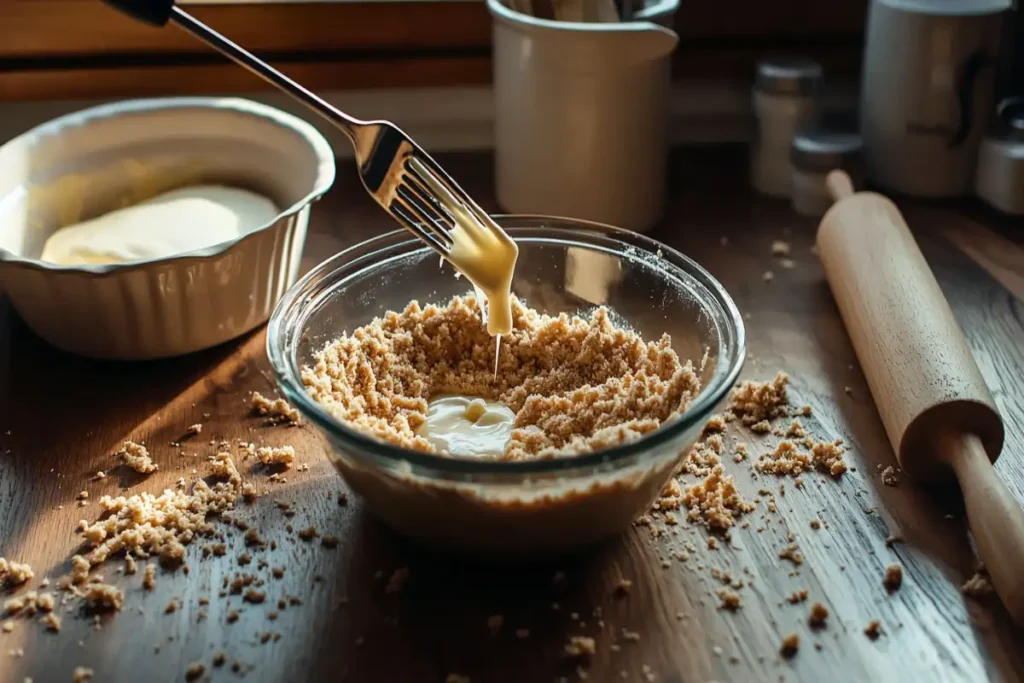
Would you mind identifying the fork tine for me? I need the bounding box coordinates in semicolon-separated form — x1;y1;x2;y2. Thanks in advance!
402;171;456;225
395;186;455;247
407;155;504;233
390;202;450;256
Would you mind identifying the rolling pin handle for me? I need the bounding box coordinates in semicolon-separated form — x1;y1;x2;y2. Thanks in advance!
826;169;855;203
944;432;1024;622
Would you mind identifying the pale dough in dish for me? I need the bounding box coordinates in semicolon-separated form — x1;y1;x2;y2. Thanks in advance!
40;185;278;265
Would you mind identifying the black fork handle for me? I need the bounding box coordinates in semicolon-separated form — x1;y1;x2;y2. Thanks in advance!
102;0;173;26
99;0;363;142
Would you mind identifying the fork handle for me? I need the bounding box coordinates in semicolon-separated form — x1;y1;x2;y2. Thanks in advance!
101;0;364;144
102;0;172;26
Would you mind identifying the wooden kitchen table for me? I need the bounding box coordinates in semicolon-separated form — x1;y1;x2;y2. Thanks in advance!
2;148;1023;683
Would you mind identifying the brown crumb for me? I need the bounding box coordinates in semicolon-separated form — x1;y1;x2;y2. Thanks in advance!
682;465;755;530
72;667;94;682
884;564;903;593
297;526;318;541
564;635;597;658
621;629;641;643
243;529;264;547
143;565;156;591
41;612;61;632
321;535;340;549
716;589;742;611
0;558;34;588
703;415;726;433
257;446;296;468
962;566;994;598
778;544;804;566
385;568;411;595
165;600;178;614
614;579;633;597
762;271;775;283
1;620;13;633
83;584;123;612
787;589;808;604
243;589;266;604
780;633;799;658
880;466;900;486
119;441;158;474
771;240;791;257
73;453;243;577
808;602;828;628
185;662;205;681
185;424;203;437
728;373;790;426
785;421;807;438
213;652;226;667
251;392;300;424
864;620;882;640
809;519;821;530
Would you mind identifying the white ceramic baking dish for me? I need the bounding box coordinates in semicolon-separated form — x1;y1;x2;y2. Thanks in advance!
0;97;335;360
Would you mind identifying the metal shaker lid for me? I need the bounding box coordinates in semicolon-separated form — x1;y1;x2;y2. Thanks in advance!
754;58;823;96
990;95;1024;142
790;131;863;172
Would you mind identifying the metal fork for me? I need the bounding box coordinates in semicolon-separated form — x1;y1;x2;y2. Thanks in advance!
103;0;502;257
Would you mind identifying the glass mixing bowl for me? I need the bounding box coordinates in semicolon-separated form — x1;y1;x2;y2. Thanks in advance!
267;216;745;558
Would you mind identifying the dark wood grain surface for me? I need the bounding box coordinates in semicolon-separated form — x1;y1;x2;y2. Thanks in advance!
1;148;1023;683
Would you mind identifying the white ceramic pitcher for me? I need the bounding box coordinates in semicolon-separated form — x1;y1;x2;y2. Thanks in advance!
488;0;679;233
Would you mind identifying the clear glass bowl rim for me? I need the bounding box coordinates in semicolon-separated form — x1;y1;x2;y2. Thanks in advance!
266;214;746;477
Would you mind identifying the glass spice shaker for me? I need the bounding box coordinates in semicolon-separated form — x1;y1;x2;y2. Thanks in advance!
789;131;863;217
751;58;823;198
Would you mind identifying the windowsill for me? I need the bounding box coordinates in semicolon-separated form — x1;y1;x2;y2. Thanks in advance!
0;80;858;154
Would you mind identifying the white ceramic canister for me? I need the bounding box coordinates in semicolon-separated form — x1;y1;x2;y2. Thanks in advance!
750;58;823;198
488;0;679;233
789;131;863;217
860;0;1010;197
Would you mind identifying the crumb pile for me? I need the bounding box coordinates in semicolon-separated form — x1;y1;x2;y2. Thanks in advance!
303;297;701;461
251;392;300;424
72;452;243;570
119;441;157;474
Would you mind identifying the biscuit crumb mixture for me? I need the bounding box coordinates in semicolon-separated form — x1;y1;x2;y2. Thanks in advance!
257;446;296;468
962;565;994;598
119;441;157;474
303;297;701;460
564;635;597;658
683;465;755;530
72;453;243;572
251;392;300;424
0;558;34;587
728;373;791;426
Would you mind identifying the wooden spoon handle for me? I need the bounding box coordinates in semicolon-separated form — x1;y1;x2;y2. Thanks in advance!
943;432;1024;621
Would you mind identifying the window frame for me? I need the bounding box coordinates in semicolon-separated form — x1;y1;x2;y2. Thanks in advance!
0;0;867;101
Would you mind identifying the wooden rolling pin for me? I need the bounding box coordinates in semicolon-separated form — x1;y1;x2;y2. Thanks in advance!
817;170;1024;622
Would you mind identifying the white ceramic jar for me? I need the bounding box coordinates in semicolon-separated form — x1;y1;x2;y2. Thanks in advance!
488;0;679;233
750;58;823;198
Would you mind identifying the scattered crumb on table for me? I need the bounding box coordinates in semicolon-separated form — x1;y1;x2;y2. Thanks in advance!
884;564;903;593
119;441;158;474
780;633;799;658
